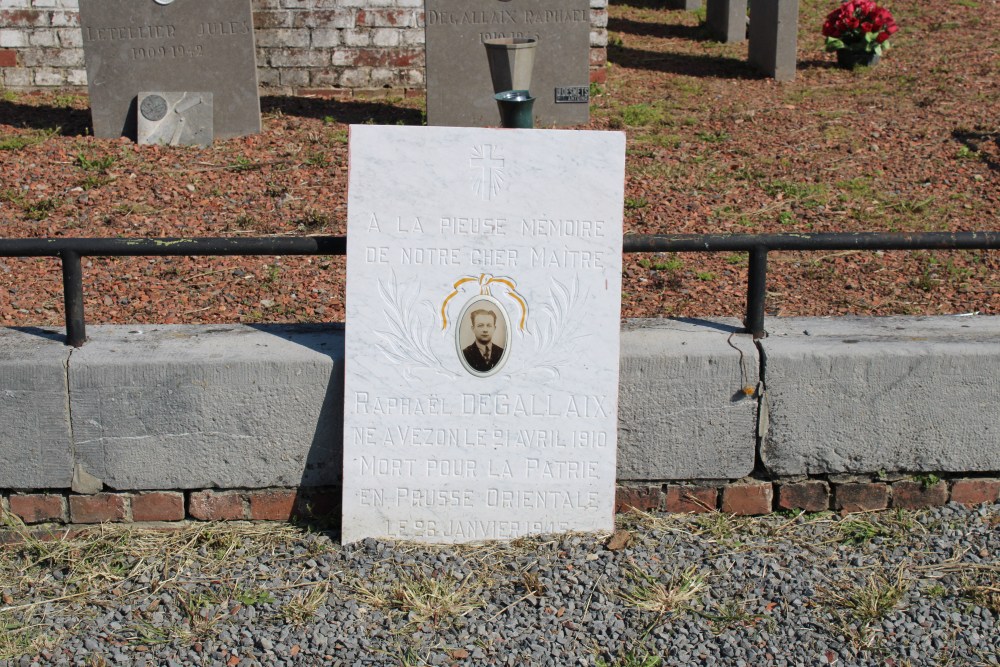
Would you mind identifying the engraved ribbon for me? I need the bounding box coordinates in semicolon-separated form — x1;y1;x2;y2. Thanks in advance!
441;273;528;331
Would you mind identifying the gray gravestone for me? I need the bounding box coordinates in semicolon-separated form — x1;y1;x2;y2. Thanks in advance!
706;0;748;43
425;0;591;128
79;0;260;140
747;0;798;81
137;92;213;146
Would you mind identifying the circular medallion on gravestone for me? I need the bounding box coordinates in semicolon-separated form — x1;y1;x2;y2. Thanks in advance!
140;94;168;122
456;295;511;377
153;0;175;5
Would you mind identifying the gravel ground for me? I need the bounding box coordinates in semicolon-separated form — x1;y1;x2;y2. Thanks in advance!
3;504;999;666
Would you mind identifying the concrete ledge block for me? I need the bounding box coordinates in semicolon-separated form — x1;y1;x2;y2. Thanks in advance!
761;317;1000;476
70;324;344;490
0;327;73;488
618;318;758;481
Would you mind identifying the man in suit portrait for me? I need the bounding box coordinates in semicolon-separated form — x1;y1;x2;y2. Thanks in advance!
463;308;504;373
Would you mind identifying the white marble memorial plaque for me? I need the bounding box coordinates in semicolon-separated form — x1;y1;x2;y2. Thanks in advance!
137;92;213;146
343;125;625;544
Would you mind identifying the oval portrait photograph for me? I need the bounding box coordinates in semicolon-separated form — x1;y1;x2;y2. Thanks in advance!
456;296;511;377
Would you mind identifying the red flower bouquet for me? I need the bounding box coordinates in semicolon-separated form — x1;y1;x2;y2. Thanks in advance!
822;0;898;55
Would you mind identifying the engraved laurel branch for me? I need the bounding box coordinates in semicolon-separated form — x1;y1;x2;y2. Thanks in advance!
506;276;589;382
374;273;458;380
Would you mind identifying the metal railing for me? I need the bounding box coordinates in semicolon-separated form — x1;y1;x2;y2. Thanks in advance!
1;232;997;347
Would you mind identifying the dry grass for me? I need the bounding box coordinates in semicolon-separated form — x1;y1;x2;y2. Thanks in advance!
621;564;707;619
281;582;331;625
3;504;998;660
343;565;484;628
0;508;328;659
819;563;912;649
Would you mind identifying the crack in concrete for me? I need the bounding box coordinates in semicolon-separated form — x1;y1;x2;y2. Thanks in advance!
752;336;769;477
74;432;256;445
65;345;75;465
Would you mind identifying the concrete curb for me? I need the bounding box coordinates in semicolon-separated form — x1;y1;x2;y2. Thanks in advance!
1;316;998;492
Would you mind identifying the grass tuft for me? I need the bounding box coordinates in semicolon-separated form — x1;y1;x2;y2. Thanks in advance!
820;564;911;648
282;583;330;625
0;128;58;151
621;565;707;618
74;152;116;172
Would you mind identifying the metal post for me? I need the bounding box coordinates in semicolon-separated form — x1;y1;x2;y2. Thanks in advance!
61;250;86;347
745;246;768;339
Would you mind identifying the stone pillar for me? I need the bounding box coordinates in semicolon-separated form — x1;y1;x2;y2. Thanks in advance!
747;0;799;81
706;0;748;43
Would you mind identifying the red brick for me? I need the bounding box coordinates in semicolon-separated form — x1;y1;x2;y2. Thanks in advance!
664;485;717;513
950;478;1000;506
777;481;830;512
356;9;412;27
0;10;47;27
589;48;607;67
892;480;948;509
295;489;341;520
0;49;17;68
0;526;86;545
9;494;66;524
131;492;184;522
252;11;288;30
615;485;663;514
589;67;607;84
250;489;298;521
354;48;423;68
834;483;888;513
721;482;773;515
353;87;405;100
188;491;246;521
297;87;353;99
69;494;127;524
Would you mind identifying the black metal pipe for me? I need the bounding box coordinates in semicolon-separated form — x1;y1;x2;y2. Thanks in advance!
60;250;86;347
0;232;996;348
0;235;347;258
745;246;768;339
622;231;1000;253
1;232;998;258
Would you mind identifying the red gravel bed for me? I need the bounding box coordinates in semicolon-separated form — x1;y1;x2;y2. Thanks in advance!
0;0;997;329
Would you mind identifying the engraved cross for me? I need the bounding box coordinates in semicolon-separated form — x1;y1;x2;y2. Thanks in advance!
470;144;505;200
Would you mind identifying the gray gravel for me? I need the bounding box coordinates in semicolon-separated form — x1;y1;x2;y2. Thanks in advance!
3;503;999;666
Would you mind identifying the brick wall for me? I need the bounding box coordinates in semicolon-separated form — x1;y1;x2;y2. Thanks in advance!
0;0;609;95
2;476;998;533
